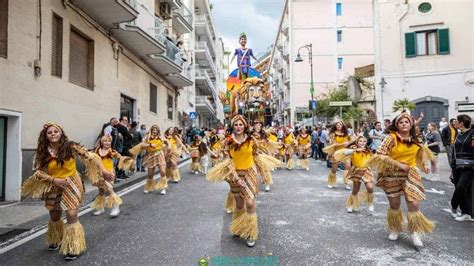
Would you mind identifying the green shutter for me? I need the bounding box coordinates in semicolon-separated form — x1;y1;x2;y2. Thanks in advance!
405;32;416;58
437;28;450;55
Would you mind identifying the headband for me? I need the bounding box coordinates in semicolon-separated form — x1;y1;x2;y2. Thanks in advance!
231;115;249;129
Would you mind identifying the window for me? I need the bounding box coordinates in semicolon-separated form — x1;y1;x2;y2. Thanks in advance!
405;28;450;58
337;30;342;42
336;3;342;16
167;95;173;120
0;0;8;58
337;57;343;70
69;27;94;89
418;2;432;13
150;83;157;113
51;13;63;78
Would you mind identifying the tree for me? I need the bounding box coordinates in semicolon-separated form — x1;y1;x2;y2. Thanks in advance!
315;86;363;122
392;98;416;112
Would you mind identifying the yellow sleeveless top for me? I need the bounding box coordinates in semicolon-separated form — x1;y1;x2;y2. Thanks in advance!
352;151;372;168
334;134;350;151
230;140;254;170
167;136;177;149
47;157;76;179
211;142;222;151
284;134;294;145
298;134;311;145
147;138;163;152
389;133;420;167
102;157;114;172
268;134;278;142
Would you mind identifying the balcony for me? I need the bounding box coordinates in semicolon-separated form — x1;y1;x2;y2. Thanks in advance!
195;41;216;75
195;68;216;97
196;96;216;116
172;4;193;34
147;38;183;75
111;5;166;57
160;0;183;9
166;62;193;87
195;15;216;52
73;0;138;29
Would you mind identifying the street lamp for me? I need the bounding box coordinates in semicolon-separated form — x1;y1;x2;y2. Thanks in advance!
295;44;315;127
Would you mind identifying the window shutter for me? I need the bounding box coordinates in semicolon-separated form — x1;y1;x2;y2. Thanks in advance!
405;32;416;58
437;28;450;55
0;0;8;57
150;83;157;113
51;14;63;77
69;30;92;88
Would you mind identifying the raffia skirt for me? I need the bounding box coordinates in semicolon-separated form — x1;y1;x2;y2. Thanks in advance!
142;151;166;169
376;168;425;201
44;173;84;211
227;167;259;200
348;167;374;183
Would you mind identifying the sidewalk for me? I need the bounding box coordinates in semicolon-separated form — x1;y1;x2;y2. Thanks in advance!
0;156;190;245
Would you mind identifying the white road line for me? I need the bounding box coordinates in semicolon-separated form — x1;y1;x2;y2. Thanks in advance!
0;159;191;255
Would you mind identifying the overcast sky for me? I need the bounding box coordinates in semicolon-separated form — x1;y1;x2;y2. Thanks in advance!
212;0;285;69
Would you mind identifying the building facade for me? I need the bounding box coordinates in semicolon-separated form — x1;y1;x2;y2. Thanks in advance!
268;0;374;125
373;0;474;127
0;0;196;201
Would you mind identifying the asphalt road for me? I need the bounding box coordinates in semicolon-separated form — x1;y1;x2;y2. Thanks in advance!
1;160;472;265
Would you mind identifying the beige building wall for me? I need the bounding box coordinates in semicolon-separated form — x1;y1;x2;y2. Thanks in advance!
291;0;374;117
374;0;474;122
0;0;193;199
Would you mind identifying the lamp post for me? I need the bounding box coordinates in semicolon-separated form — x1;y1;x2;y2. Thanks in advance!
295;44;315;127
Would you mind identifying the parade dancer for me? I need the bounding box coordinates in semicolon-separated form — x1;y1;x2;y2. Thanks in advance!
296;127;311;171
369;112;435;248
21;122;112;260
283;128;296;170
334;136;375;213
164;127;186;183
91;135;134;218
323;122;352;189
189;135;204;174
129;125;168;195
251;119;278;192
210;133;224;167
207;115;279;247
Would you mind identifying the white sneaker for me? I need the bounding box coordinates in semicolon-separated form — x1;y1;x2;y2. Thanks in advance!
411;233;423;247
345;185;351;190
455;214;472;221
225;208;233;214
388;231;399;241
194;171;199;175
265;185;270;192
110;206;120;218
347;207;353;213
306;167;310;171
144;190;149;194
160;189;166;195
368;204;375;212
246;239;256;247
93;208;104;216
327;185;333;189
450;208;459;218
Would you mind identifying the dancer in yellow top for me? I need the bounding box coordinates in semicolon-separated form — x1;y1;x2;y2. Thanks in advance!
296;128;311;171
164;127;186;183
21;122;112;260
282;128;297;170
323;122;352;189
189;135;204;174
207;115;279;247
209;133;224;166
91;135;133;218
129;125;169;195
334;136;375;213
369;112;435;248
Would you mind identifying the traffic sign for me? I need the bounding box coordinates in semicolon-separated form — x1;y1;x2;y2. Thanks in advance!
329;101;352;107
189;112;198;120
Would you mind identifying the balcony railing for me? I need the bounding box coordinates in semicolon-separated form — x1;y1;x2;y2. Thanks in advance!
196;41;216;73
163;38;183;66
196;96;216;114
196;68;216;96
125;3;166;44
173;4;193;27
195;14;216;44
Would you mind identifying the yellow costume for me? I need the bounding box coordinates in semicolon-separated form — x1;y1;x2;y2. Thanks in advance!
323;132;352;186
297;133;311;170
370;132;435;237
165;135;182;183
283;133;296;169
21;142;104;256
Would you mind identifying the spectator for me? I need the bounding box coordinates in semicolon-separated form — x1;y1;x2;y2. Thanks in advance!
319;125;329;163
116;116;133;179
441;118;459;168
383;119;391;133
439;117;448;132
425;122;441;179
311;127;319;159
361;121;372;147
450;114;473;221
369;121;385;152
137;124;147;171
346;122;354;137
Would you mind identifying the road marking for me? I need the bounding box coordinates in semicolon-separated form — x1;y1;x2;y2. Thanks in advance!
0;159;191;255
425;188;445;195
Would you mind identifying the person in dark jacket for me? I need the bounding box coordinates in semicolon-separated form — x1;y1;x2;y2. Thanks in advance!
441;118;459;168
115;116;133;178
450;114;473;221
